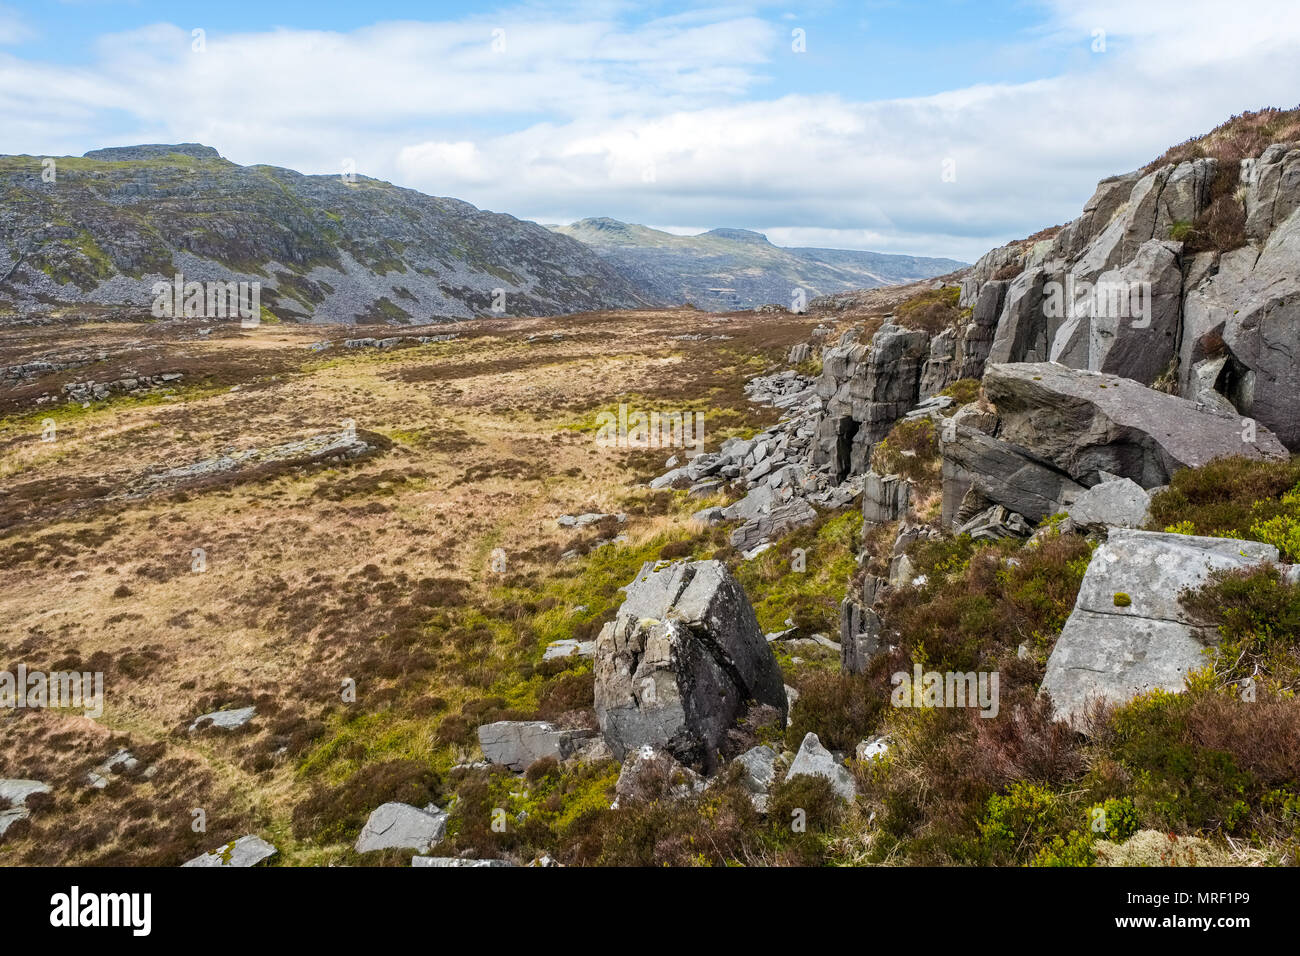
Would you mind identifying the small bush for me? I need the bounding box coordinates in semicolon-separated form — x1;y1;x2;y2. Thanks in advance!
1146;456;1300;540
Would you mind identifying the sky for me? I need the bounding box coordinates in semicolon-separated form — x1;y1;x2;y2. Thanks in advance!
2;0;1299;261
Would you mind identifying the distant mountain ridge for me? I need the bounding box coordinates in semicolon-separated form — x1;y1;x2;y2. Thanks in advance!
0;143;966;323
549;217;967;311
0;145;650;323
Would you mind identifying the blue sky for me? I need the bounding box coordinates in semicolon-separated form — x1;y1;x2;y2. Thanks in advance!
2;1;1297;260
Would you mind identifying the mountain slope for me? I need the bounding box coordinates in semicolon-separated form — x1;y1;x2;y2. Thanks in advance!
0;144;651;323
550;217;966;311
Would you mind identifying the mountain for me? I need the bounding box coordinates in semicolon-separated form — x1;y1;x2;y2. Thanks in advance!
0;144;651;323
549;217;966;310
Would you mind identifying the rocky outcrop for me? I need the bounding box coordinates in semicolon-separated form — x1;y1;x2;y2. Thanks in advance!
594;560;787;772
1040;530;1279;726
840;575;885;674
0;779;49;836
812;326;930;478
962;146;1300;451
861;472;913;525
941;363;1287;525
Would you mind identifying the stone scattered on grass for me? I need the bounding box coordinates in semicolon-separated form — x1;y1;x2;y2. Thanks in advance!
355;802;449;854
181;835;277;868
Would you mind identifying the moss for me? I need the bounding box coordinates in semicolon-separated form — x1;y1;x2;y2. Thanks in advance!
1113;592;1132;607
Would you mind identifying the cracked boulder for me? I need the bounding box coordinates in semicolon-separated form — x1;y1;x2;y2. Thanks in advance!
594;559;787;772
1040;530;1279;727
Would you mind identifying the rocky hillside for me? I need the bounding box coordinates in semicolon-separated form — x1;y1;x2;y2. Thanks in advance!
550;217;965;311
0;144;651;323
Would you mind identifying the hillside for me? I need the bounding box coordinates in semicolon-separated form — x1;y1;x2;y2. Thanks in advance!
1;109;1299;872
0;145;651;323
550;217;965;311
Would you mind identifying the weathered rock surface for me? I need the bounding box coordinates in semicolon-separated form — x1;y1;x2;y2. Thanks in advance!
594;560;787;771
181;835;278;868
785;732;855;801
355;802;449;854
1040;530;1279;726
1062;476;1152;530
984;363;1287;487
477;720;596;771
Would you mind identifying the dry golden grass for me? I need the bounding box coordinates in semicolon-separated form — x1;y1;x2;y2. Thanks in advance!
0;306;819;865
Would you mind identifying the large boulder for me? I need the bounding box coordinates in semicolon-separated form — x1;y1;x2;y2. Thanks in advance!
984;362;1287;487
1040;530;1279;726
594;560;787;772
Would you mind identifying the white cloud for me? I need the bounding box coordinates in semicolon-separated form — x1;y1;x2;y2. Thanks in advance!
0;4;31;45
1;1;1298;260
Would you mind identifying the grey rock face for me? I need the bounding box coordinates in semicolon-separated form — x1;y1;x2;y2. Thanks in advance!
1181;203;1300;450
734;745;780;795
181;835;278;868
1062;477;1152;530
87;749;140;789
841;575;885;675
594;560;787;771
728;497;817;552
1040;530;1279;726
988;267;1053;365
477;720;596;771
861;472;912;525
355;802;449;854
1067;240;1184;385
812;325;930;477
785;732;856;801
985;362;1287;487
940;422;1088;524
541;639;595;661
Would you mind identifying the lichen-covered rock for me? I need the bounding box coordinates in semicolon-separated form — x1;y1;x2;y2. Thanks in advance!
181;835;277;868
594;560;787;772
1040;530;1278;727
